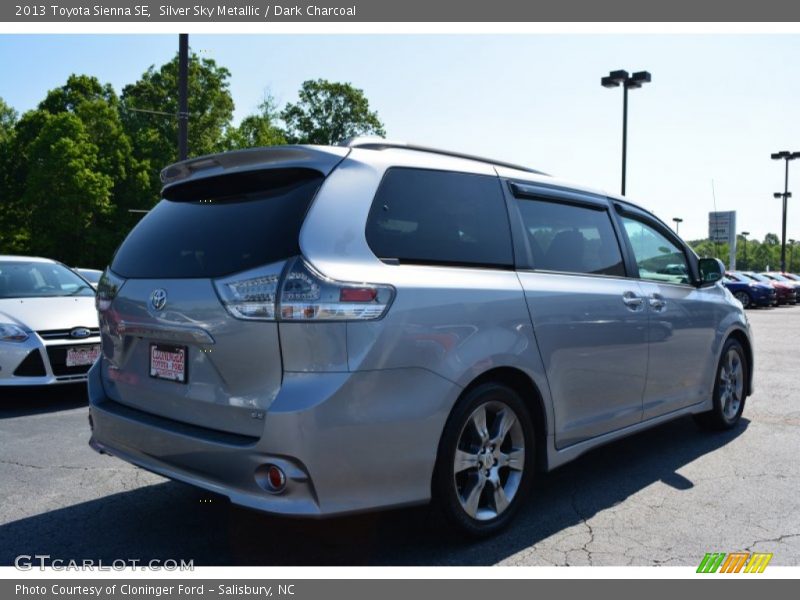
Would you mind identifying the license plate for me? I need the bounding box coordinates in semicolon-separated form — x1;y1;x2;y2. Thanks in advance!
149;344;187;383
66;345;101;367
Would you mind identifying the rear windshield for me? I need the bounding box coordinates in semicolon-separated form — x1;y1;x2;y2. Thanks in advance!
111;169;323;279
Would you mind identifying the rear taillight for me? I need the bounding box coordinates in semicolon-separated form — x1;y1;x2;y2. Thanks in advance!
214;257;394;322
278;258;393;321
96;268;126;312
214;263;283;321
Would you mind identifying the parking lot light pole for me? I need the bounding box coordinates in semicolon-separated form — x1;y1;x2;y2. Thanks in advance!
602;69;651;196
741;231;750;270
672;217;683;235
774;189;793;272
771;151;800;272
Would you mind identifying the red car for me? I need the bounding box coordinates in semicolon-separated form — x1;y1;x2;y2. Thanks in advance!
764;272;800;303
744;272;797;305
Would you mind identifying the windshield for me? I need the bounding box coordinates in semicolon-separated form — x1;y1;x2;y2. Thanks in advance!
0;261;95;299
78;270;102;284
745;273;770;283
767;273;790;282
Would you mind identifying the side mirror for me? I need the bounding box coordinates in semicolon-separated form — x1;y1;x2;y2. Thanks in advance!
698;257;725;286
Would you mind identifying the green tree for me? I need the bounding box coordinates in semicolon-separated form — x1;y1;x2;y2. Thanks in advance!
223;95;286;150
0;98;20;252
40;75;150;245
0;97;17;144
281;79;385;145
751;241;774;271
121;53;235;202
0;109;50;253
688;239;728;262
21;112;114;265
736;235;752;270
788;241;799;273
1;76;148;266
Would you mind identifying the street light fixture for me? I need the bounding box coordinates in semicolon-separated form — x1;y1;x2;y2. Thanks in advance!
672;217;683;235
771;151;800;272
741;231;750;270
601;69;652;196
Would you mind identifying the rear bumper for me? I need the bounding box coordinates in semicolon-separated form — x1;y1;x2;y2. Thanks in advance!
88;359;458;517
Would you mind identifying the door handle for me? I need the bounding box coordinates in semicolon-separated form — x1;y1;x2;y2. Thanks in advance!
648;293;667;312
622;291;644;311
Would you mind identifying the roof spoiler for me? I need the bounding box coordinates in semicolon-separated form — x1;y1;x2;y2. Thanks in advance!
160;145;350;190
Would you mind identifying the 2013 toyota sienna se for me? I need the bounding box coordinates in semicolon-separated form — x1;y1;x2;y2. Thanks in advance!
88;138;753;536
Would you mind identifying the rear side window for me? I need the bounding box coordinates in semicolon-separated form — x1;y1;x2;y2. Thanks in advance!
111;169;323;279
516;199;625;276
365;168;513;268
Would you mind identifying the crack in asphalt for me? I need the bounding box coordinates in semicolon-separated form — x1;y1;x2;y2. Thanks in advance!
568;493;596;566
746;532;800;552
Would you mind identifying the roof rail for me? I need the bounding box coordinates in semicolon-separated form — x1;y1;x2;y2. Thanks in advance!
341;137;548;176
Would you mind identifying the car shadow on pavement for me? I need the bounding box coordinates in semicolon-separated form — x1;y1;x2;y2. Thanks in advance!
0;385;87;419
0;415;747;567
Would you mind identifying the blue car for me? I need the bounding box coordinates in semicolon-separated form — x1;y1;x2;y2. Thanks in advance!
724;272;776;308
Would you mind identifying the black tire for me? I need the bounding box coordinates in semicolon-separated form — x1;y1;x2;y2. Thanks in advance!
432;382;535;537
733;291;751;309
694;338;748;431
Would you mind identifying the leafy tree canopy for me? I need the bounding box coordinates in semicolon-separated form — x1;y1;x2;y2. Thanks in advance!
0;97;17;144
223;95;286;150
121;53;235;201
281;79;385;145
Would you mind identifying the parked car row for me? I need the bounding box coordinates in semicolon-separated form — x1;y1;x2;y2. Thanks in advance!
723;271;800;308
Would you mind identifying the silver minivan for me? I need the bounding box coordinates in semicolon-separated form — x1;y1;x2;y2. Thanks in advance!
88;139;753;536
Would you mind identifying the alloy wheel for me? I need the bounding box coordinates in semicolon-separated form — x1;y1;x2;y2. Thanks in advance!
452;401;525;521
719;348;744;421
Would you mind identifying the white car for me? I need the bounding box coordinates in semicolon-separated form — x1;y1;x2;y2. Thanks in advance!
0;256;101;386
74;268;103;288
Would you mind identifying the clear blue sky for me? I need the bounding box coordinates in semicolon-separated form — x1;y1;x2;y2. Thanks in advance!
1;34;799;242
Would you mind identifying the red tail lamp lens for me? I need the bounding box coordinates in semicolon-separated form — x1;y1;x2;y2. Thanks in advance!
340;288;377;302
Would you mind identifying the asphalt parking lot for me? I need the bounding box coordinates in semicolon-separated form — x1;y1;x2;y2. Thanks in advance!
1;306;799;567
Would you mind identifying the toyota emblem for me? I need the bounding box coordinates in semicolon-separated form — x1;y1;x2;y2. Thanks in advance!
150;289;167;311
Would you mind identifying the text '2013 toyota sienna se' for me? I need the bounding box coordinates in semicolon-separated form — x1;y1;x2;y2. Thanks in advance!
88;138;753;536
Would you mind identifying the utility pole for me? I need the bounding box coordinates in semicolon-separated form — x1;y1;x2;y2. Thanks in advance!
178;33;189;161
